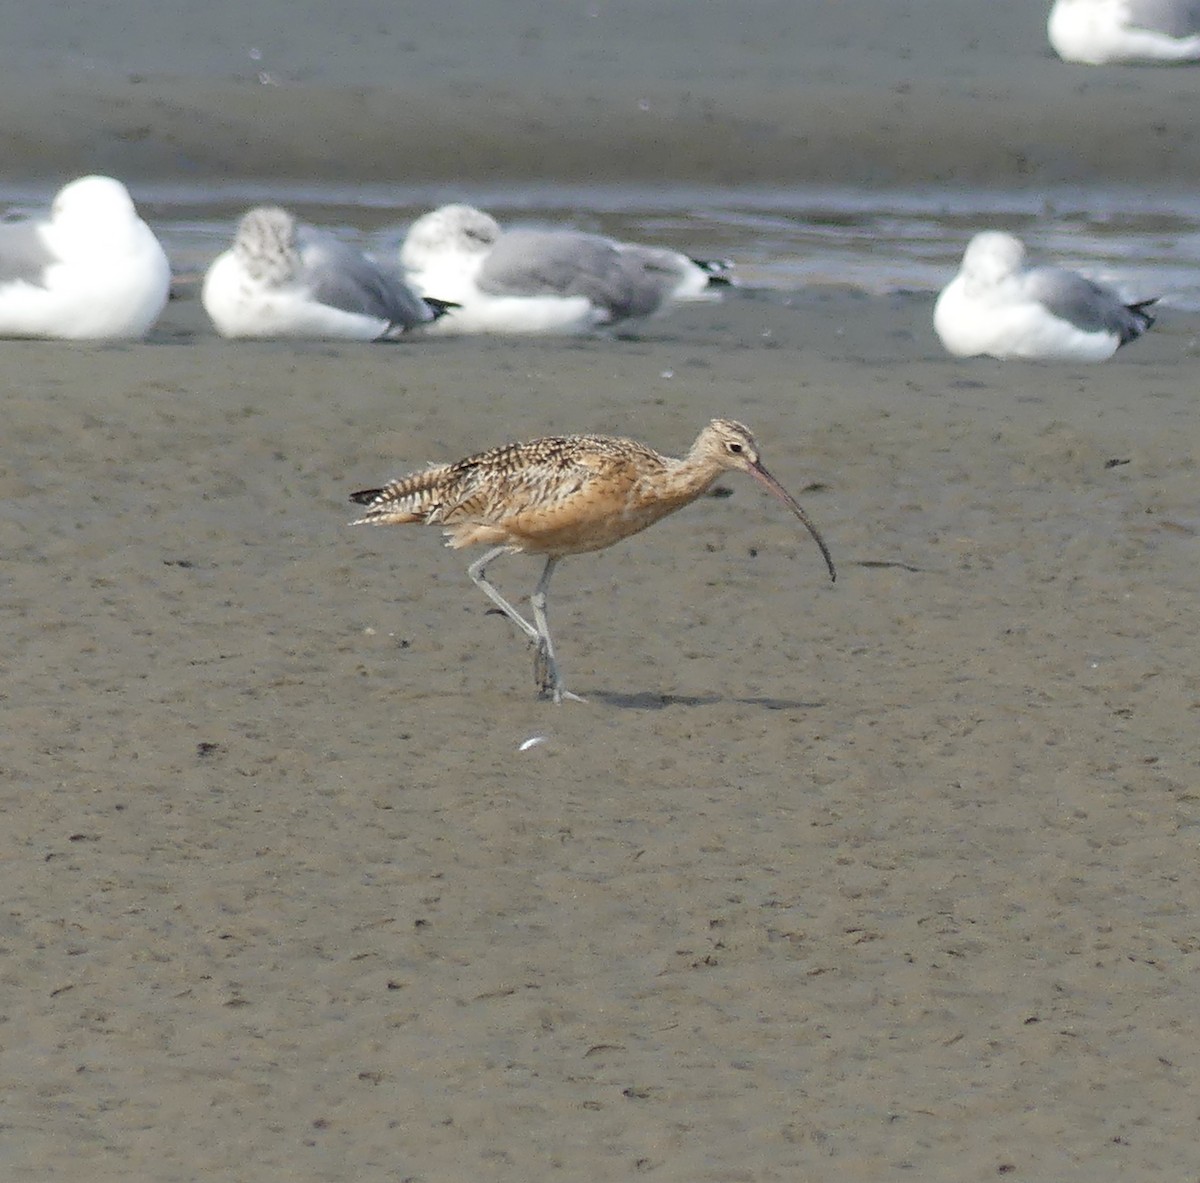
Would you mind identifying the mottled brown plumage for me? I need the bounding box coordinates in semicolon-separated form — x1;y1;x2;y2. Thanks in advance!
351;419;835;702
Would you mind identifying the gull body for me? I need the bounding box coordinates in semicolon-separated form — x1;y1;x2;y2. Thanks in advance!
933;231;1156;362
1048;0;1200;63
351;419;834;703
399;203;732;335
203;206;442;340
0;175;170;340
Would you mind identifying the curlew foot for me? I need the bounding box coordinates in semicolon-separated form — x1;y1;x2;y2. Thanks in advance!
533;641;585;704
539;681;587;705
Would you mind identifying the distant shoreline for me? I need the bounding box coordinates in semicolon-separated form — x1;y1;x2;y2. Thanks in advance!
5;71;1199;190
4;0;1199;189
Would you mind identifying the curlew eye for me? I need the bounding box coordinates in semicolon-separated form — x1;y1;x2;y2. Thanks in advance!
727;441;743;454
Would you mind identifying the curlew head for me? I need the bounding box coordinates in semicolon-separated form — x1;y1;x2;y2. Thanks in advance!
695;419;836;582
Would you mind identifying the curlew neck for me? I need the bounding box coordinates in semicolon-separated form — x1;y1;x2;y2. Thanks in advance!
661;431;737;502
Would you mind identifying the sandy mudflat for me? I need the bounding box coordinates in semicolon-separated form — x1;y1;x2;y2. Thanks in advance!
3;288;1200;1181
5;1;1200;1180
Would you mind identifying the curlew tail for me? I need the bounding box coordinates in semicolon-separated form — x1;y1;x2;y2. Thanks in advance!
350;460;463;528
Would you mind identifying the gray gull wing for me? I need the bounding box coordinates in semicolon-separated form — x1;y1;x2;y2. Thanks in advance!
1126;0;1200;37
1026;266;1156;346
0;218;56;287
477;229;653;318
296;227;432;330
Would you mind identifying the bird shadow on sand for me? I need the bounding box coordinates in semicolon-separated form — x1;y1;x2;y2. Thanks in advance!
588;690;826;711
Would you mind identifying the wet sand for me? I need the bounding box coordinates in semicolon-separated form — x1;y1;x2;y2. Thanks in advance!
6;2;1200;1180
4;289;1200;1180
3;0;1200;187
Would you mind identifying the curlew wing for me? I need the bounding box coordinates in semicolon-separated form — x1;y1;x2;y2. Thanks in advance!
351;433;668;553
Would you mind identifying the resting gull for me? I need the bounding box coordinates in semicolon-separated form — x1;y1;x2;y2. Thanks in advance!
203;206;447;340
1048;0;1200;64
0;175;170;340
933;231;1156;362
398;203;732;335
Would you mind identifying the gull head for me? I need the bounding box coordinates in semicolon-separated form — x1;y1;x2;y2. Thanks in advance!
960;231;1027;286
401;203;502;271
51;175;138;227
233;206;300;284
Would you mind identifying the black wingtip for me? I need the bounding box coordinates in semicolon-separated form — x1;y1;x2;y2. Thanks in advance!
423;297;460;321
1122;297;1158;343
692;257;735;287
349;487;383;505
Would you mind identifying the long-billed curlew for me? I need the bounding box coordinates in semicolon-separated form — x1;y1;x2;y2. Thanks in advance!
350;419;835;703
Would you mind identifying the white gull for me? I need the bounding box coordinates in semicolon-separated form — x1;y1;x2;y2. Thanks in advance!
203;206;445;340
1048;0;1200;64
398;203;732;335
0;175;170;340
933;231;1156;362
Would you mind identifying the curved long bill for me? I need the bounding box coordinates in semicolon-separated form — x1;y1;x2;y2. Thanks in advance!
747;462;837;583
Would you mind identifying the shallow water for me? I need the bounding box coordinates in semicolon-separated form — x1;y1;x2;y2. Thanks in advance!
8;180;1200;310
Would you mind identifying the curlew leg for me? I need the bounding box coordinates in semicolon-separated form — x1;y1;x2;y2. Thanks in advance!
529;557;585;704
467;546;538;642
